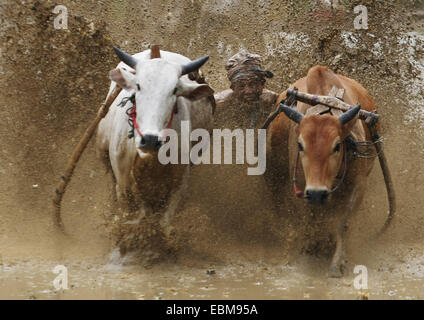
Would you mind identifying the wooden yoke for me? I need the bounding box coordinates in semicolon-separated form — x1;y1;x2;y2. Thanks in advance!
286;88;379;122
305;85;345;116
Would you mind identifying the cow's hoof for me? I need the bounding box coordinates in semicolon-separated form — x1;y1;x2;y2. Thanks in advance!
329;265;344;278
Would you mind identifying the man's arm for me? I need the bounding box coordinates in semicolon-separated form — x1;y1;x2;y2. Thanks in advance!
214;89;234;105
261;89;280;108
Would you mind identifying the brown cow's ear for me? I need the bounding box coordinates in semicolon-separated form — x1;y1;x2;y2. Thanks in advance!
341;120;357;139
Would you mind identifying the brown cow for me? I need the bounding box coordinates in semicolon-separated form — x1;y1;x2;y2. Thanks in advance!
266;66;378;277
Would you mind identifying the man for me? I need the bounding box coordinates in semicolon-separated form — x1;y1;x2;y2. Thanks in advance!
214;50;279;129
191;50;279;245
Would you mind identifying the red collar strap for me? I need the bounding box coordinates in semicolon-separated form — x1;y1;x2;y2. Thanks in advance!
127;101;177;139
292;141;348;199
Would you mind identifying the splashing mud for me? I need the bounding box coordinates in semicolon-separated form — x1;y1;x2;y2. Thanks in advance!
1;0;424;299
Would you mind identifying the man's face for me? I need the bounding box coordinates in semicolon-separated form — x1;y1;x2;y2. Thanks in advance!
231;77;264;102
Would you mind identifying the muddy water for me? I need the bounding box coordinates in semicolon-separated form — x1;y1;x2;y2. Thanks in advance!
1;0;424;300
2;242;424;300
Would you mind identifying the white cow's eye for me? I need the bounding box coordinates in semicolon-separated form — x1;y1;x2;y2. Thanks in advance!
136;84;141;91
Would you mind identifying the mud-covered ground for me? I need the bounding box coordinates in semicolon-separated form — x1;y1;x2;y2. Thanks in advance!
1;0;424;299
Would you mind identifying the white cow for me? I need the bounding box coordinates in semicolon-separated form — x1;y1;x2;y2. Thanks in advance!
96;46;214;254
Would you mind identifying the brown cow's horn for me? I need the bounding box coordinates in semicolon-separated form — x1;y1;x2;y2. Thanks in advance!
113;46;137;69
339;104;361;125
280;104;304;124
181;56;209;76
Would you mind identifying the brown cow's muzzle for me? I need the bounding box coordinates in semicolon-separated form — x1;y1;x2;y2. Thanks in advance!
305;188;329;205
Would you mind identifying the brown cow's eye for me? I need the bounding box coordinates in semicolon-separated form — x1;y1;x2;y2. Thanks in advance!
334;143;341;153
173;87;178;95
298;142;304;152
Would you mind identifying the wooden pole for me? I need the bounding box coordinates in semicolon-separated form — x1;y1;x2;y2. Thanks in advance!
365;116;396;235
52;86;122;231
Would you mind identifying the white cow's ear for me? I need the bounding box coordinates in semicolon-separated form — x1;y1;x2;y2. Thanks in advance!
176;80;214;101
109;68;136;90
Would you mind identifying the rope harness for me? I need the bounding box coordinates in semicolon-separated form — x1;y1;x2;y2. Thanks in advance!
119;93;177;139
353;137;384;159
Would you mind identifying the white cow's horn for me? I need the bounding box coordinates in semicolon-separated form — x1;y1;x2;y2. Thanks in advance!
181;56;209;76
339;104;361;125
113;46;137;69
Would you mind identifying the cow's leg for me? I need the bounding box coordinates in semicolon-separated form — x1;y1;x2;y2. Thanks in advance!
96;124;112;174
111;161;133;213
115;183;130;211
160;164;190;238
329;179;365;278
108;137;136;213
329;218;347;278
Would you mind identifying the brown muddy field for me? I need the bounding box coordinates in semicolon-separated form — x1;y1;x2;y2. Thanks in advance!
0;0;424;299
